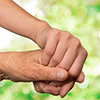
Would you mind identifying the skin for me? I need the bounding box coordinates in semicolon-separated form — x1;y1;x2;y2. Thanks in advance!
34;29;87;97
0;0;88;98
0;50;68;82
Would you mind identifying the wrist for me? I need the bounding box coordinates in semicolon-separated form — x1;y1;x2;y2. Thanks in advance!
30;20;52;48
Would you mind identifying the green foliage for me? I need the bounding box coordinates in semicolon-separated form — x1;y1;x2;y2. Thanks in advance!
0;0;100;100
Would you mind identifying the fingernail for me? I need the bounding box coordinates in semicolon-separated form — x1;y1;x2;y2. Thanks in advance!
50;82;56;86
57;70;64;80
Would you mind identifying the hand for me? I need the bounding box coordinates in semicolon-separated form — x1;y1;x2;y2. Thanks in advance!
0;50;68;82
41;28;87;80
34;28;87;97
36;28;87;81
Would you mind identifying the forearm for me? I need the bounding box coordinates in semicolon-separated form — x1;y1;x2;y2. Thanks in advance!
0;0;50;44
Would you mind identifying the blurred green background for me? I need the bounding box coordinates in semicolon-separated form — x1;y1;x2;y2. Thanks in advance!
0;0;100;100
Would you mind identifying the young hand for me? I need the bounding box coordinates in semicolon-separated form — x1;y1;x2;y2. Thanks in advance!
34;28;87;97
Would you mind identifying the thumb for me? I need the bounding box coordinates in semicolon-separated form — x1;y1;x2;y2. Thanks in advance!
32;63;68;82
27;50;68;81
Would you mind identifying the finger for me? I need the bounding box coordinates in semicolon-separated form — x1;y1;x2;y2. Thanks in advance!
42;84;61;95
76;71;85;83
41;36;58;66
68;48;87;79
33;81;61;95
60;81;75;98
48;40;68;67
31;63;68;81
50;71;85;87
33;81;45;93
25;50;43;64
56;37;81;70
56;47;78;71
50;81;67;87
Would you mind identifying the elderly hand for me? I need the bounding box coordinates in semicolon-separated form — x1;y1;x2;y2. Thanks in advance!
0;50;68;82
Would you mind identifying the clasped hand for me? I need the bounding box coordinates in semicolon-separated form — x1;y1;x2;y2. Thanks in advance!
34;28;88;98
0;28;87;98
0;0;87;98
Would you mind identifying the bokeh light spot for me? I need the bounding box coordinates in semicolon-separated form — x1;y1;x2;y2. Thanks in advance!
76;6;87;17
52;5;59;12
77;78;89;89
93;64;100;76
98;31;100;38
96;12;100;21
0;80;6;87
22;87;30;94
64;8;71;17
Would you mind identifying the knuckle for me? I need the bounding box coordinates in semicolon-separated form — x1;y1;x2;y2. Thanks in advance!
80;48;88;60
61;31;72;43
34;86;40;93
66;32;71;39
74;38;81;48
57;31;72;42
62;31;71;41
82;49;88;58
45;48;54;56
58;64;66;69
48;28;60;37
69;70;78;78
53;29;61;36
53;28;60;33
35;88;40;92
46;69;53;79
51;56;60;64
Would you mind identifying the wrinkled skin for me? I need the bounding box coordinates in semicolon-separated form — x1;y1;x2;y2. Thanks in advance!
0;50;68;82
